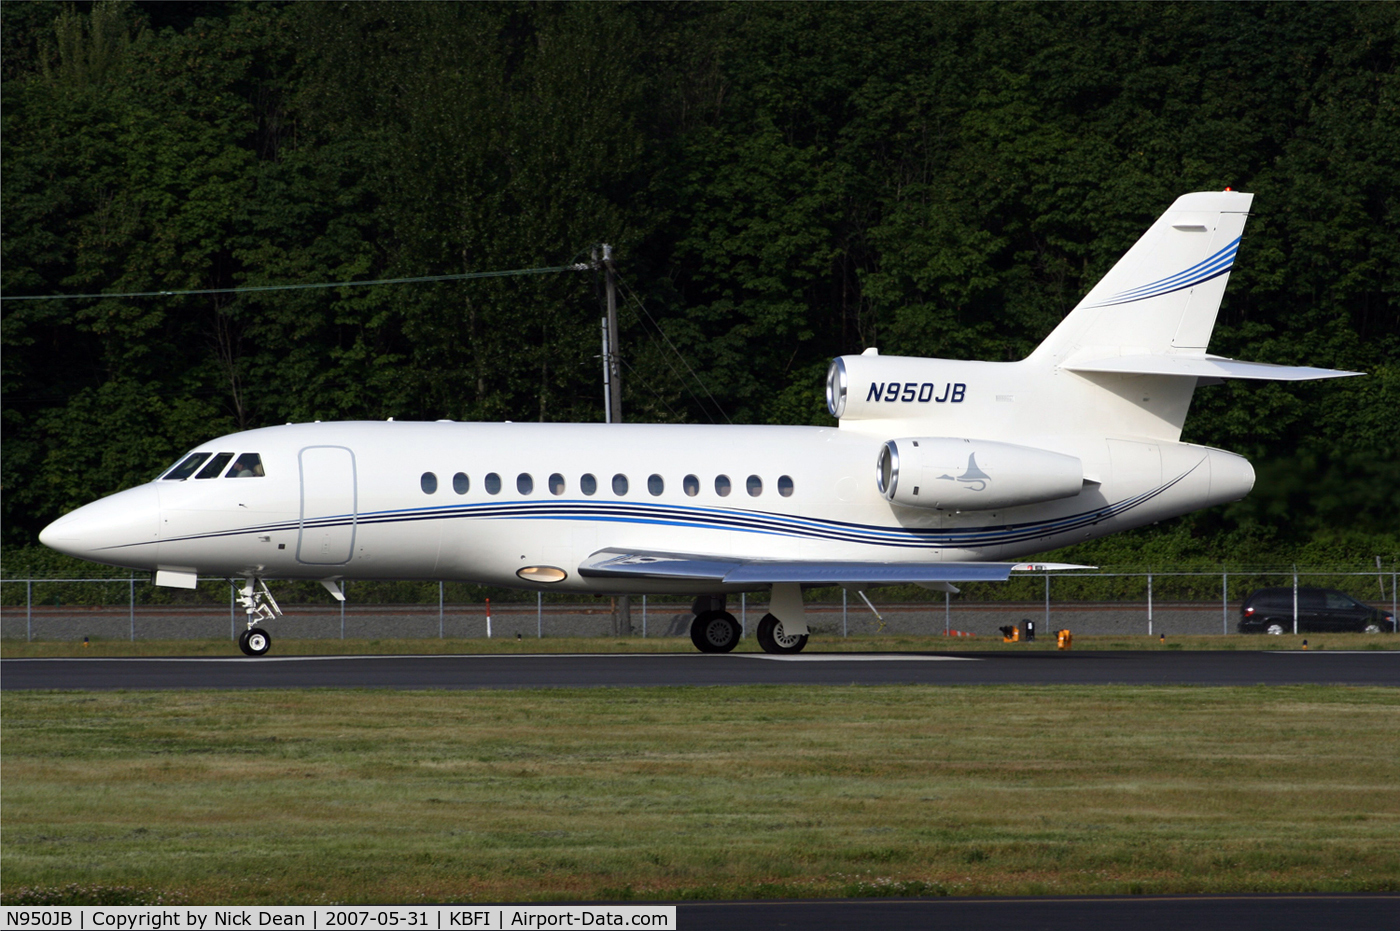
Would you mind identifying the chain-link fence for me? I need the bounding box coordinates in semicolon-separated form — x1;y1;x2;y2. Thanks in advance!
3;568;1396;642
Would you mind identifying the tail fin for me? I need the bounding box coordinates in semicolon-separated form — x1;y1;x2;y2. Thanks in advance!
1027;190;1254;366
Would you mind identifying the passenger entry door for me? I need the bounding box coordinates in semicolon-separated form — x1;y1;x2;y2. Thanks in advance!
297;446;357;565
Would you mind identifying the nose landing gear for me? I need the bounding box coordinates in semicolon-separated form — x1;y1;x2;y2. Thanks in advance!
235;579;282;656
237;627;273;656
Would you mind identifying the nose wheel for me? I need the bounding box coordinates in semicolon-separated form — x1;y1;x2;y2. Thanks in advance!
238;628;272;656
235;578;283;656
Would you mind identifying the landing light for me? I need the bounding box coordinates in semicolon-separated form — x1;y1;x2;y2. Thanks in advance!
517;566;567;583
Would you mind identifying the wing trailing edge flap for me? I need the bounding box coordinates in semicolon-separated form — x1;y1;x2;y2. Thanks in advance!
1063;354;1361;381
578;549;1094;586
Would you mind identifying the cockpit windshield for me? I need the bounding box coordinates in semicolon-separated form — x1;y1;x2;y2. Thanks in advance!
226;453;265;477
161;451;265;480
195;453;235;479
162;452;211;481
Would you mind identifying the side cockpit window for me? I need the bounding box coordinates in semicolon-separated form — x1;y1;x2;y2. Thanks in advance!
163;452;211;481
226;453;265;477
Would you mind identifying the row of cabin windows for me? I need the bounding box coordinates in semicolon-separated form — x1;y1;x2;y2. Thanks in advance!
422;471;794;499
162;451;265;480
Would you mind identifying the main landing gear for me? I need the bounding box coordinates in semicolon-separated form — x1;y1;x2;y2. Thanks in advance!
235;578;282;656
690;609;742;653
756;613;808;654
687;589;811;655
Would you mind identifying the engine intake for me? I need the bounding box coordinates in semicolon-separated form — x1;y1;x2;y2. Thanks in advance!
876;437;1084;511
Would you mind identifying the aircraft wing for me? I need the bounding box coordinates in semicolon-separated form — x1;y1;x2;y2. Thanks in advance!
577;549;1091;585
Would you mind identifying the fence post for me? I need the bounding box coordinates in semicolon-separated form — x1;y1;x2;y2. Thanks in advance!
1147;572;1153;638
27;579;32;642
440;582;445;639
1044;573;1050;631
230;580;236;640
641;595;647;638
537;591;543;639
945;589;950;637
1222;571;1228;636
341;581;346;639
740;593;746;638
1393;569;1397;631
842;589;848;637
129;573;135;642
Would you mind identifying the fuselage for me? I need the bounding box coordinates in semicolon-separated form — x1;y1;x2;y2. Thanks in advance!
39;419;1254;594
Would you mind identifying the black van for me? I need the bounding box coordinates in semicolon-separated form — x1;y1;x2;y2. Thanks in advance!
1239;587;1396;635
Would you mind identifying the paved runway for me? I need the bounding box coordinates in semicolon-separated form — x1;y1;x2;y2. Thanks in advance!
3;649;1397;689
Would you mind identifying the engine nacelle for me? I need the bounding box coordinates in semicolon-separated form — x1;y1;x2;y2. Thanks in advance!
875;437;1084;511
827;354;974;421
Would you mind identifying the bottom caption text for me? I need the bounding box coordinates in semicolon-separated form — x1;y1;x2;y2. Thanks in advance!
2;907;676;931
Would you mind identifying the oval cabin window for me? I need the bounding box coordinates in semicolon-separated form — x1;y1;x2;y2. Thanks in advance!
421;472;438;494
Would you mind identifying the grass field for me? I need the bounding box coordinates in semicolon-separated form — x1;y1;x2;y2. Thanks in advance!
4;631;1397;658
3;684;1398;904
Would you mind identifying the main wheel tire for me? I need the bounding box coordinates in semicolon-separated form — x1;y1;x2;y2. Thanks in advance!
243;627;272;656
1264;621;1286;636
237;629;252;654
756;613;809;655
690;611;741;653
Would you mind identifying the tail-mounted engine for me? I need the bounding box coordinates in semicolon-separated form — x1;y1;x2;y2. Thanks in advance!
875;437;1083;511
827;353;975;422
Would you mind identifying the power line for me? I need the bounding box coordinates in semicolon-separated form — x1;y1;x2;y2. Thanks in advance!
615;274;733;425
0;263;591;302
616;352;689;424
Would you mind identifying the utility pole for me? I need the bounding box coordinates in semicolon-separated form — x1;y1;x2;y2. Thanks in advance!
596;244;631;635
604;244;622;426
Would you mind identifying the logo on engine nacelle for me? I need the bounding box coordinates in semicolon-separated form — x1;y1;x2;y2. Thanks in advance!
936;453;990;492
866;382;966;404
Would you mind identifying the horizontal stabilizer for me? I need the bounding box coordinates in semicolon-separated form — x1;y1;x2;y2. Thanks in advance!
1064;353;1361;382
580;549;1094;586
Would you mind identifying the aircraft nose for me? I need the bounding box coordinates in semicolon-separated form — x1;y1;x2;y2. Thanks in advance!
38;484;161;563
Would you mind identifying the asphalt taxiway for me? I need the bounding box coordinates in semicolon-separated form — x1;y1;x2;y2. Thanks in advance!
3;649;1396;690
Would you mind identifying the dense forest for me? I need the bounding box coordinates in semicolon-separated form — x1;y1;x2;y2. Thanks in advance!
3;1;1397;573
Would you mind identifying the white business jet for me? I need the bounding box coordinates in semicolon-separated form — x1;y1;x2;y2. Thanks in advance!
40;191;1357;655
